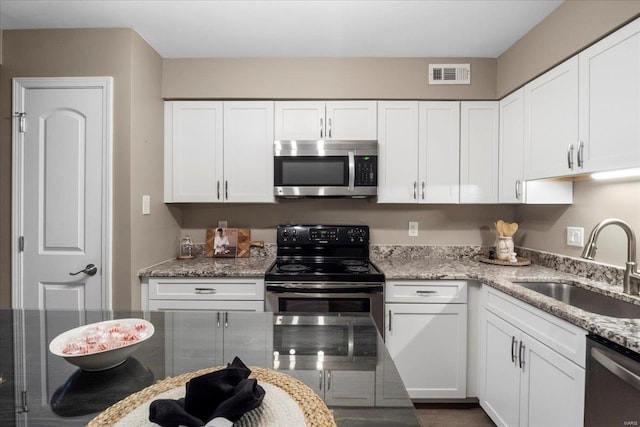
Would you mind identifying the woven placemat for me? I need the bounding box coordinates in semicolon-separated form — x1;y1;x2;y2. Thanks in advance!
87;366;336;427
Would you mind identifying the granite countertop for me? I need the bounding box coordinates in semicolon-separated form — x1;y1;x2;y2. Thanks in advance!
138;255;276;278
139;244;640;354
373;254;640;354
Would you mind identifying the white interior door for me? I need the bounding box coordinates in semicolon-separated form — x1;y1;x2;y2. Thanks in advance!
12;77;112;310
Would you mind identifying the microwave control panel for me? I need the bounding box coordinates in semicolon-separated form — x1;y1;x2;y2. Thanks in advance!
354;156;377;186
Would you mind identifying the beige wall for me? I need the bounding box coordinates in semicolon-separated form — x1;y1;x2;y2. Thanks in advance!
129;33;181;310
163;57;497;100
180;201;516;248
497;0;640;97
515;179;640;267
0;29;179;310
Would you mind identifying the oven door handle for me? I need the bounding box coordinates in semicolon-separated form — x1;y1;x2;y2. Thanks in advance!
266;283;383;291
591;347;640;392
267;290;382;298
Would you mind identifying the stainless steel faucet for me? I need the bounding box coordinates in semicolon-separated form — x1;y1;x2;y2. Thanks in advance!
581;218;640;295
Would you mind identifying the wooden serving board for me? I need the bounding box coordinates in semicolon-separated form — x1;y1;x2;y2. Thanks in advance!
478;256;531;266
237;228;264;258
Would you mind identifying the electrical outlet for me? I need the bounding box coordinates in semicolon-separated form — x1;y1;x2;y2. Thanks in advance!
567;226;584;247
218;220;228;228
142;195;150;215
408;221;419;237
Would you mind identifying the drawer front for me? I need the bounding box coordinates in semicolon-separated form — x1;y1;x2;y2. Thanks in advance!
483;286;586;367
386;280;468;303
149;299;264;311
149;278;265;301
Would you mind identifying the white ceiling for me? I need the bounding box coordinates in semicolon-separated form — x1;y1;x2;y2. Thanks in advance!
0;0;563;58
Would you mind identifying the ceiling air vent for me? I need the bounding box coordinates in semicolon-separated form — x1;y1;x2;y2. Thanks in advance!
428;64;471;85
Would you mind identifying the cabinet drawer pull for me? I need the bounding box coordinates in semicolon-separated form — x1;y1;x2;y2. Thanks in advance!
388;310;392;332
518;340;526;370
515;180;521;200
416;290;437;295
224;312;229;328
328;118;332;139
577;140;584;168
511;336;517;364
567;144;574;170
320;118;323;139
195;287;216;294
217;312;220;328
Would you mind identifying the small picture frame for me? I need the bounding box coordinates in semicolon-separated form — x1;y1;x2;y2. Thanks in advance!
207;227;237;258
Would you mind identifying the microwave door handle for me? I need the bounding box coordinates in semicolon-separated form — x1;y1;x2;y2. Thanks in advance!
348;151;355;192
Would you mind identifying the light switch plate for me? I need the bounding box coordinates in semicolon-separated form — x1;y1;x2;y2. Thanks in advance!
408;221;419;237
142;195;150;215
567;226;584;247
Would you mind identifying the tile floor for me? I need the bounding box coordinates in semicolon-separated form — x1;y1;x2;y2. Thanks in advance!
414;403;495;427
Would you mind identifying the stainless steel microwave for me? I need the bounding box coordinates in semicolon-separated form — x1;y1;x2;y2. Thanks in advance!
274;140;378;198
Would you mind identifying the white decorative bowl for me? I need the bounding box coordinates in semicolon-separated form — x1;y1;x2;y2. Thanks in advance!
49;318;154;371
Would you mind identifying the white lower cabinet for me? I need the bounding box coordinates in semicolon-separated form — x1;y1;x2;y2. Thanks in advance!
165;311;273;376
142;277;265;312
480;286;586;427
284;369;375;406
385;281;468;399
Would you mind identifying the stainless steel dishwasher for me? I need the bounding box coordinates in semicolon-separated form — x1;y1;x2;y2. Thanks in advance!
585;334;640;426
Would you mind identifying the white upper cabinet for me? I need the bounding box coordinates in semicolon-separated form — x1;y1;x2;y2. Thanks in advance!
165;101;223;202
377;101;460;204
523;57;580;180
499;89;525;203
499;89;573;204
274;101;377;140
164;100;274;203
419;102;460;203
223;101;275;203
377;101;420;203
460;101;499;203
578;17;640;173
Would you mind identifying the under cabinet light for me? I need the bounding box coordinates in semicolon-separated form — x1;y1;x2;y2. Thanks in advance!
591;168;640;180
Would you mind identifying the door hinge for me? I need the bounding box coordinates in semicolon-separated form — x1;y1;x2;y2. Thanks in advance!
17;390;29;414
18;236;24;252
13;112;26;133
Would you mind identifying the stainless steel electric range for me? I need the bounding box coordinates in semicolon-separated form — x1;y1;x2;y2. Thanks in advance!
265;225;385;335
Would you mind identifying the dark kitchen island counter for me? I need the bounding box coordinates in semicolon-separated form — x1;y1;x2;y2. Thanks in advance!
0;310;419;426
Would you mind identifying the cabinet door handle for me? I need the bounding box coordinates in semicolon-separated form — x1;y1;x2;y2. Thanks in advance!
327;370;331;390
195;287;216;294
515;180;521;200
224;312;229;328
217;181;221;200
567;144;574;170
320;117;323;139
225;181;228;200
518;340;525;370
319;371;323;390
511;336;517;363
421;182;425;200
388;310;392;332
328;118;332;139
217;312;220;328
413;182;417;200
577;140;584;168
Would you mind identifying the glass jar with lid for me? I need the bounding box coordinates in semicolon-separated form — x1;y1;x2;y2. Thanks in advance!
178;235;194;259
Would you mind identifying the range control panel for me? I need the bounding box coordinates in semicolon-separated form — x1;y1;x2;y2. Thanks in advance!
278;225;370;245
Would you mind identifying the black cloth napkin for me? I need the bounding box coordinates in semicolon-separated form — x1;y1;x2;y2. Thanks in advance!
149;357;265;427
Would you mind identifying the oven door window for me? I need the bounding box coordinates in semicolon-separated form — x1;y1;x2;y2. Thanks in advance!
274;156;348;186
274;324;349;356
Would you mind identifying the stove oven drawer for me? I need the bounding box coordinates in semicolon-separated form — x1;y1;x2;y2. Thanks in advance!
148;278;265;301
385;280;468;303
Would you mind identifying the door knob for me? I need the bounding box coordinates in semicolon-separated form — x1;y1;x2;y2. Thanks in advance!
69;264;98;276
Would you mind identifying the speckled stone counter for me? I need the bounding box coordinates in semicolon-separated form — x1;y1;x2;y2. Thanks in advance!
138;255;276;277
139;243;640;355
372;248;640;355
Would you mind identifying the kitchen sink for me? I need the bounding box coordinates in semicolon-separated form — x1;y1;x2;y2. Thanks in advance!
513;282;640;318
